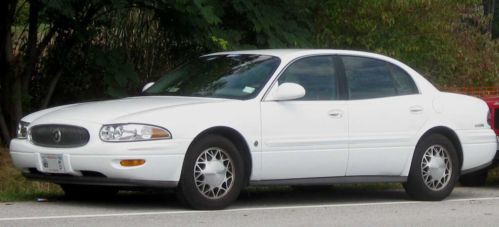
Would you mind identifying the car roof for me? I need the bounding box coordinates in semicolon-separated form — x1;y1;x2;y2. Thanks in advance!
204;49;391;60
205;49;440;95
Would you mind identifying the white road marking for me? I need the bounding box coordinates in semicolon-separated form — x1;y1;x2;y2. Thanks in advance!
1;196;498;222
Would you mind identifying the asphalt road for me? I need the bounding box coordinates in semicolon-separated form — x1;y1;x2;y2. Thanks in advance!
1;185;499;227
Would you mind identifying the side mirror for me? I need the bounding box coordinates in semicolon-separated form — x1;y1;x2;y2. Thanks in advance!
142;82;155;92
273;83;306;101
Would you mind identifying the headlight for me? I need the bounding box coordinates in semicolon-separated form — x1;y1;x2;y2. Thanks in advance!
16;121;29;139
99;124;171;142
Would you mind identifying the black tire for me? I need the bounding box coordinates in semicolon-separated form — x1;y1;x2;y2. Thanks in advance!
176;135;245;210
404;134;459;201
60;184;118;200
459;169;488;187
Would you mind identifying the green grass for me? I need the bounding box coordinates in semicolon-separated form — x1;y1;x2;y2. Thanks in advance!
486;165;499;186
0;148;62;202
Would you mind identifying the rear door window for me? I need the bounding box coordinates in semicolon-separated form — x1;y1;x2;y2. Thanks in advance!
341;56;418;100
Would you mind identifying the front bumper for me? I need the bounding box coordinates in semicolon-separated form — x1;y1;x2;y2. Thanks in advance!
22;172;177;188
9;138;191;187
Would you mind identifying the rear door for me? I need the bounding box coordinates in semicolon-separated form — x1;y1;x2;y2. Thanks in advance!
340;55;430;176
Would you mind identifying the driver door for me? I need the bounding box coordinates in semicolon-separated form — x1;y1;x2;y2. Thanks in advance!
260;55;349;180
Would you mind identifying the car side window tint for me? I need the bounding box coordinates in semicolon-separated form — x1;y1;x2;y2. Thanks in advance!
277;56;338;101
389;64;418;95
342;56;397;100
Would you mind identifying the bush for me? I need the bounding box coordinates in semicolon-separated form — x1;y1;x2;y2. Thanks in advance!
314;0;499;86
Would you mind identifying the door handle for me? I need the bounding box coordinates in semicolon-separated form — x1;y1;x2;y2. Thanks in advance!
409;106;424;113
328;110;343;118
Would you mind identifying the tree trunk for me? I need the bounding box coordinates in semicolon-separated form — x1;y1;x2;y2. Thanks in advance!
483;0;496;35
41;70;63;109
493;0;499;39
22;0;39;92
7;0;40;142
0;0;16;76
0;106;10;147
0;0;18;146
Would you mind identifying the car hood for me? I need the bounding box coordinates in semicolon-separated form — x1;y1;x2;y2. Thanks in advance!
26;96;227;124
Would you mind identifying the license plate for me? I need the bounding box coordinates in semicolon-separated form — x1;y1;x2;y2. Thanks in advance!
41;154;66;173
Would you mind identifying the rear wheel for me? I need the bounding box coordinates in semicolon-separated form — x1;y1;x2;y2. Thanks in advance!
60;184;118;200
176;135;245;210
459;169;488;186
404;134;459;201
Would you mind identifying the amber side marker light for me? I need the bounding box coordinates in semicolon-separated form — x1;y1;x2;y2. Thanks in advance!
151;128;170;139
120;159;146;167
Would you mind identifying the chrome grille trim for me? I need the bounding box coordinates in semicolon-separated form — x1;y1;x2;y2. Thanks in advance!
30;124;90;148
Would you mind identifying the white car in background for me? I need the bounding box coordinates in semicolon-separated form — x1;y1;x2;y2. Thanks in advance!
10;49;497;209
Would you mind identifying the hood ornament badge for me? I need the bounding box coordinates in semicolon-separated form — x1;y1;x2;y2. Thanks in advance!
52;129;62;143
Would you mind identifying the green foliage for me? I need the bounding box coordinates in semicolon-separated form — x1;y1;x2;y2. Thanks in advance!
27;0;319;107
93;48;139;98
1;0;498;147
494;9;499;38
315;0;498;86
227;0;314;48
7;0;499;115
210;36;229;50
193;0;222;24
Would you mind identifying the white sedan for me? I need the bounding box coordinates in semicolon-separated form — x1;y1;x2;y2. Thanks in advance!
10;49;497;209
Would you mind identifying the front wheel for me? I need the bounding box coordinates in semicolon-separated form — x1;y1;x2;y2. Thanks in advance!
404;134;459;201
176;135;245;210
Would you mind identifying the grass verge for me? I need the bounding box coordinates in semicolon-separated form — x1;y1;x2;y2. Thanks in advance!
0;148;62;202
486;165;499;186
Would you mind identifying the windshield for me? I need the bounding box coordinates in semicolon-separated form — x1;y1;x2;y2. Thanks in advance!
142;54;281;100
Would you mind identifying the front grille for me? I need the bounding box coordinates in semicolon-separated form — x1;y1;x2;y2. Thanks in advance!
495;108;499;129
30;124;90;148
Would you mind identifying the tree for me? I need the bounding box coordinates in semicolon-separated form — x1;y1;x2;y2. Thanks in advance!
490;0;499;38
314;0;498;86
0;0;314;146
0;0;18;144
0;0;497;147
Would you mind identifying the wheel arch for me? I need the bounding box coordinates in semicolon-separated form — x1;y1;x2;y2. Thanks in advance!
416;126;464;171
188;126;253;185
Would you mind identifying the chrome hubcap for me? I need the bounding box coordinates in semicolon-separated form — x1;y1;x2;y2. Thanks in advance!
421;145;452;191
194;147;234;199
